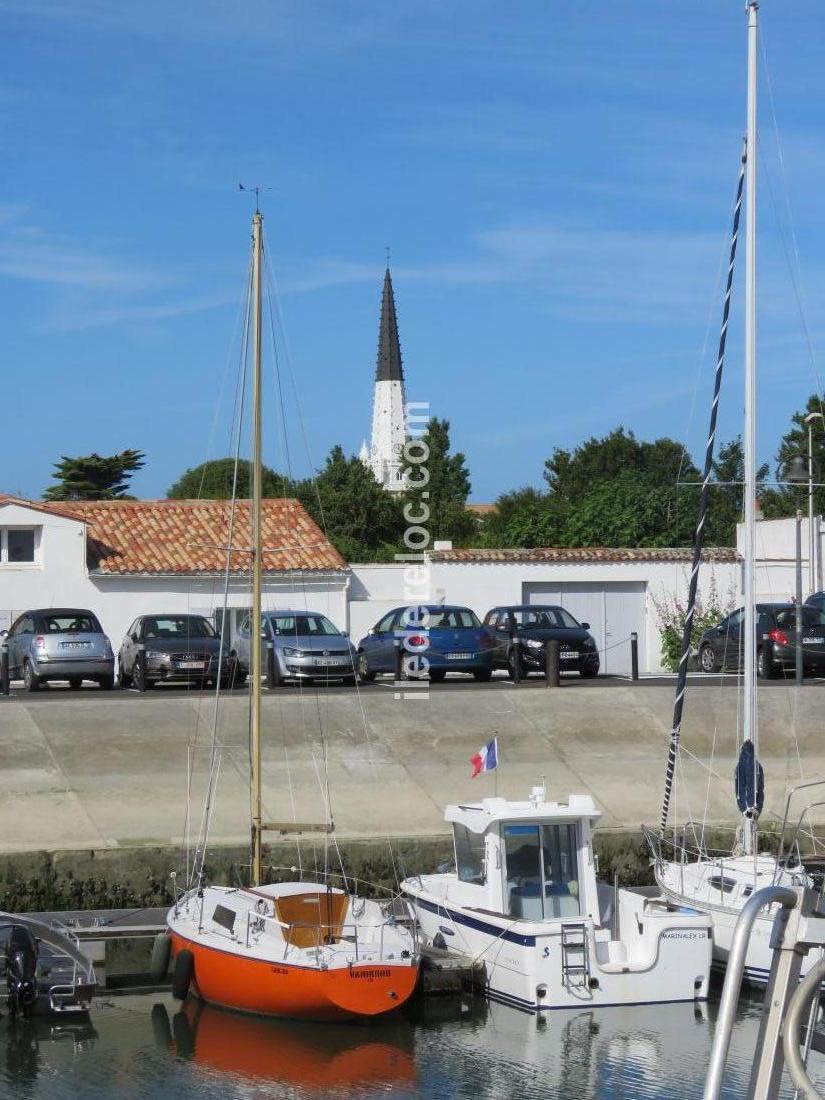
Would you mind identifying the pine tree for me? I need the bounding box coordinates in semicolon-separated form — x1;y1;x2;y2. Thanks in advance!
44;450;145;501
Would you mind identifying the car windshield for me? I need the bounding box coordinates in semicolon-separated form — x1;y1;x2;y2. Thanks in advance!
269;614;340;637
425;609;481;629
143;617;216;639
40;614;100;634
513;607;579;629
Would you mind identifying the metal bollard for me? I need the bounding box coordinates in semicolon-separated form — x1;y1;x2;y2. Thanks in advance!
630;632;639;681
510;633;521;684
266;642;277;688
394;640;405;682
544;640;560;687
0;644;9;696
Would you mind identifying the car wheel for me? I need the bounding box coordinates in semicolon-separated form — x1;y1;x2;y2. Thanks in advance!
23;660;40;693
473;669;492;682
757;647;777;680
68;677;83;690
266;653;282;689
429;669;446;683
699;645;718;674
358;653;376;682
133;655;148;692
98;675;115;691
579;667;598;679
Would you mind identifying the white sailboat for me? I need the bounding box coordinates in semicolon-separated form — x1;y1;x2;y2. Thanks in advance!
163;209;420;1020
645;1;821;986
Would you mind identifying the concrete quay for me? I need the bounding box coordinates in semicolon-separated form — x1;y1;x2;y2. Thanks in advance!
0;675;822;856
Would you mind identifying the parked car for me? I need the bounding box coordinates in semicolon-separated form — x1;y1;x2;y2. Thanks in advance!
232;610;357;685
805;591;825;615
1;608;115;691
482;605;600;679
697;603;825;678
357;605;494;682
118;614;236;691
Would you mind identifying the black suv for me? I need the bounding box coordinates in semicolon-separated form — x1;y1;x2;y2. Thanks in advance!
482;605;599;679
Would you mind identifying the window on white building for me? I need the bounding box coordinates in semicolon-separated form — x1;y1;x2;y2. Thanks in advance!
1;528;39;565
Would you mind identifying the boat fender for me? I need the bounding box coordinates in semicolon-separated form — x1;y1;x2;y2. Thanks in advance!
172;949;194;1000
150;933;172;982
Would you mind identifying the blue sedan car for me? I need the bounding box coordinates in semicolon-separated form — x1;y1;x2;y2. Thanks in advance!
357;604;494;682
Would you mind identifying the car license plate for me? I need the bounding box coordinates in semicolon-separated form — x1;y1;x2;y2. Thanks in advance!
560;651;579;660
803;637;824;645
61;641;90;649
315;658;344;667
179;661;206;670
447;653;471;660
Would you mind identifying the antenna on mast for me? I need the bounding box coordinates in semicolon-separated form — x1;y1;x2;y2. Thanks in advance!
239;183;272;213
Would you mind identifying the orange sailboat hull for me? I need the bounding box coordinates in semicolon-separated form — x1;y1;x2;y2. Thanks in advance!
169;930;419;1022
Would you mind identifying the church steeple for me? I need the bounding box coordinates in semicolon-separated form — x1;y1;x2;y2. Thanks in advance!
376;268;404;383
361;264;408;492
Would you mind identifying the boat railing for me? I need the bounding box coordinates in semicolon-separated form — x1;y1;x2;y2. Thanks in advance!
704;883;825;1100
773;778;825;878
243;907;418;964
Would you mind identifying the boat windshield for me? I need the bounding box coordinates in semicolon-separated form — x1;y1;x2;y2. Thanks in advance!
503;823;580;920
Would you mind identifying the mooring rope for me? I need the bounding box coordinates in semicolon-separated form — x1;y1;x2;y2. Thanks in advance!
659;141;747;838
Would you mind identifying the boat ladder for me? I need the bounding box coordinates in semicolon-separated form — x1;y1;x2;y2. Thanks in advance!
560;922;590;988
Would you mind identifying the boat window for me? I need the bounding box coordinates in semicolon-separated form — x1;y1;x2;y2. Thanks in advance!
541;823;581;918
742;885;753;897
504;825;544;918
708;875;736;894
453;824;486;885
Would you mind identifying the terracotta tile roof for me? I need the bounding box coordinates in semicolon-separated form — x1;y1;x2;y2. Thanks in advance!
0;496;345;574
430;546;740;564
465;503;497;516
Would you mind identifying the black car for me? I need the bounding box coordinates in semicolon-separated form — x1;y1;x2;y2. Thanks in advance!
118;614;237;691
697;603;825;678
482;605;599;679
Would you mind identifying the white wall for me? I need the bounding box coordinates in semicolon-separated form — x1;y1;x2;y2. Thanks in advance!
349;557;741;673
737;515;822;601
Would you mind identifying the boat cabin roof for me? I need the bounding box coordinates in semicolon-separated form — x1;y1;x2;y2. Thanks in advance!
445;790;601;834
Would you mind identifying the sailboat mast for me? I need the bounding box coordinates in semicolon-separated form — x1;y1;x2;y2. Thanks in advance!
742;0;758;856
250;210;264;886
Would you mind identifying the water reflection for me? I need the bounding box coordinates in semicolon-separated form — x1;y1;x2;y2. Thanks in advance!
154;999;416;1093
0;992;821;1099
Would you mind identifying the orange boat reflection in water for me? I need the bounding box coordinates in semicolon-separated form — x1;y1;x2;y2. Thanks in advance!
154;1000;416;1093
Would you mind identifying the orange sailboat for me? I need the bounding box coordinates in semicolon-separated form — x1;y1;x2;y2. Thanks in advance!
164;208;419;1021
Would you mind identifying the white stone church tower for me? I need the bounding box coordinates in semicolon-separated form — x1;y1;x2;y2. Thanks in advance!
359;267;408;492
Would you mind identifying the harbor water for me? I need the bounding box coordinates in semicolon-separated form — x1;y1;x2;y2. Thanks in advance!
2;992;824;1099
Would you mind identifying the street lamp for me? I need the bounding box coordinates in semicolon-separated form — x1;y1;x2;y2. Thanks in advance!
783;456;808;686
804;411;824;593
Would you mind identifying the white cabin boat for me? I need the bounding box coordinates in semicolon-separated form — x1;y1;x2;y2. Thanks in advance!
402;785;712;1012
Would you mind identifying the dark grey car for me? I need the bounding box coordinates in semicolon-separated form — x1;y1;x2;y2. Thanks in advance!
2;608;115;691
118;614;237;691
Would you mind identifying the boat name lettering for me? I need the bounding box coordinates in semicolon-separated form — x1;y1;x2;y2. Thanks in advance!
350;968;391;980
662;930;708;940
270;965;289;975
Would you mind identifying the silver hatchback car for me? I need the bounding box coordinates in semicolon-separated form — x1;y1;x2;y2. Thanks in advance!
232;610;357;685
2;608;115;691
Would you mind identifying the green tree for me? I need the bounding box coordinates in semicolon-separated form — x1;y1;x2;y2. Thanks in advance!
760;394;825;519
479;487;562;548
44;449;145;501
414;418;476;545
295;445;406;562
167;458;290;500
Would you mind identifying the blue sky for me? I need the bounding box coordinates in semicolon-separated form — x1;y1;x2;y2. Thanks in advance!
2;1;825;502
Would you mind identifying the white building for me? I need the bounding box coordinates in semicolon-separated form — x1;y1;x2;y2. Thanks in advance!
737;514;823;601
0;496;349;652
359;267;407;492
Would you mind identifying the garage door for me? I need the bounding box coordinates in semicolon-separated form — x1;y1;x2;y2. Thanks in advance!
522;581;646;676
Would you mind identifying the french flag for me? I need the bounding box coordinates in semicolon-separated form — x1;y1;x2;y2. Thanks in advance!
470;736;498;778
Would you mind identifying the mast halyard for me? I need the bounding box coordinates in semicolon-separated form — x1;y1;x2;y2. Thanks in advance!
742;0;758;857
250;210;264;886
